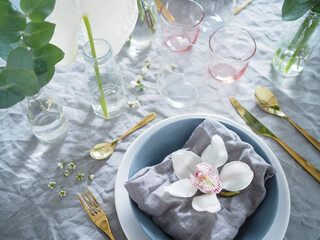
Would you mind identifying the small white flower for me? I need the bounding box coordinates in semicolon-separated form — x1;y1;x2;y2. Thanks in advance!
48;182;56;189
76;173;85;181
59;186;66;197
135;75;143;82
128;98;141;108
130;80;139;88
141;66;148;75
57;162;67;169
63;170;70;176
68;161;76;170
89;174;95;180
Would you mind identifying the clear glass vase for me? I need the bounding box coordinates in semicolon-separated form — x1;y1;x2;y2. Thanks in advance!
21;87;69;143
127;0;157;49
83;39;126;119
272;10;320;77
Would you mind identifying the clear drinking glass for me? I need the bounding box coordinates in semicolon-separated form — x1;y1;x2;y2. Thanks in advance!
208;27;256;83
83;39;125;119
160;0;204;52
21;87;69;143
157;43;207;108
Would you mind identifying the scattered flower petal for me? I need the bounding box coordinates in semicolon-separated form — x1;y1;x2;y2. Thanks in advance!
76;173;85;181
48;182;56;189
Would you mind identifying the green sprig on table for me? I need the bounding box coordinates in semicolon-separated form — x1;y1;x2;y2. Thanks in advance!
0;0;64;109
279;0;320;74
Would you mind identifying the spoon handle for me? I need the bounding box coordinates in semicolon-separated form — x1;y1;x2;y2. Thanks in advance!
274;136;320;183
117;112;157;141
285;116;320;152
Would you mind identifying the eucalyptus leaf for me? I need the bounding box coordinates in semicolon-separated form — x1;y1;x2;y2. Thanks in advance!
0;87;24;108
20;0;56;23
7;47;34;70
23;22;55;48
0;39;23;61
282;0;314;21
0;30;21;44
312;2;320;13
31;44;64;68
0;0;26;31
0;68;38;98
37;66;55;90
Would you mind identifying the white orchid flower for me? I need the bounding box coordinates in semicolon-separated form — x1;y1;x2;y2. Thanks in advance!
50;0;138;65
165;135;254;213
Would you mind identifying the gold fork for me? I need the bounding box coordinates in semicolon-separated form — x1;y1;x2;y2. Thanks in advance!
77;189;115;240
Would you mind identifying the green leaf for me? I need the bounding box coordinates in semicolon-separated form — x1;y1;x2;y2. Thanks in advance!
31;44;64;68
20;0;56;23
37;66;55;90
23;22;55;48
282;0;314;21
0;0;26;31
312;2;320;13
0;39;23;61
0;29;21;43
0;68;38;108
7;47;34;70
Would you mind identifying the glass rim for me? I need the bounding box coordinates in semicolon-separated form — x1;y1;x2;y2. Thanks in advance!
160;0;204;29
83;38;112;62
209;27;257;63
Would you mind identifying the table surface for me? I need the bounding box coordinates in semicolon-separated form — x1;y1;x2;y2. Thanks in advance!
1;0;320;239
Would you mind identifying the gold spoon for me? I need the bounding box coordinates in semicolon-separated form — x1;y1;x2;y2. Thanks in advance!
90;112;157;160
254;86;320;151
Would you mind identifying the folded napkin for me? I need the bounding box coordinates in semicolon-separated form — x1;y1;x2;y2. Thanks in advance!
125;119;277;240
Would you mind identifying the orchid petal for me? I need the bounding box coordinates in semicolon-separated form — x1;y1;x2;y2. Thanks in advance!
82;0;138;56
192;193;221;213
219;161;254;192
172;151;201;180
201;135;228;169
50;0;82;65
165;179;197;198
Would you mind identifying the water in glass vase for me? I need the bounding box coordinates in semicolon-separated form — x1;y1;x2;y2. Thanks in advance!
88;74;125;118
22;92;69;143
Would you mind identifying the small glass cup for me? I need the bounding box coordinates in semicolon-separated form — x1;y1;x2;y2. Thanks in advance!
157;43;207;108
208;27;256;83
160;0;204;52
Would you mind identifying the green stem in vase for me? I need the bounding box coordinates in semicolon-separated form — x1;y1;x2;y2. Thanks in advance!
284;14;320;74
83;15;109;118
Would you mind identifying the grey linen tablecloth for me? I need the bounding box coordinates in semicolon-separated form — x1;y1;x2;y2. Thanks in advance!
1;0;320;239
125;119;277;240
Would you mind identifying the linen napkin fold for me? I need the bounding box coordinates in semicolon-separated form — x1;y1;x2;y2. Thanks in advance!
124;118;277;240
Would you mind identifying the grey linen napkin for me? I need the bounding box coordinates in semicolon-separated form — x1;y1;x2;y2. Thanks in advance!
124;119;277;240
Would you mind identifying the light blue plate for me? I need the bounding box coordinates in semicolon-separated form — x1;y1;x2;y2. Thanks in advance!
128;118;279;240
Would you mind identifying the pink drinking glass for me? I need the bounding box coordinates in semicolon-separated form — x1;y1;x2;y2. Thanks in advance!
208;27;256;83
160;0;204;52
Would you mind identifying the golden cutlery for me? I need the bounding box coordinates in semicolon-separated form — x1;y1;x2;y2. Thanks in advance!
90;112;157;160
234;0;253;15
230;97;320;183
78;189;115;240
155;0;175;23
254;86;320;151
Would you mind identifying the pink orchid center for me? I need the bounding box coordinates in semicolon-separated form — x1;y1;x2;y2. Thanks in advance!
195;170;222;194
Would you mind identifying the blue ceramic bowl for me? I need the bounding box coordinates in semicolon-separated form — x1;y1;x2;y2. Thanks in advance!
128;117;279;240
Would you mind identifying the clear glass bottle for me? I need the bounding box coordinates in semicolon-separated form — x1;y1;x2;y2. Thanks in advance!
21;87;69;143
83;39;125;119
273;10;320;77
127;0;157;49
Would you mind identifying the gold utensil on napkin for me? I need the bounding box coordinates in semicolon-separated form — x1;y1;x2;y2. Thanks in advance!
254;86;320;151
155;0;175;22
78;189;115;240
230;97;320;183
90;112;157;160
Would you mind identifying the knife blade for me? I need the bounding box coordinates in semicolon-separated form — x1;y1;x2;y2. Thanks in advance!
230;97;320;183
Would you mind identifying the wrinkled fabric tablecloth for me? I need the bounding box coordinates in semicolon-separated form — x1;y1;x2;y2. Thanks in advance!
1;0;319;239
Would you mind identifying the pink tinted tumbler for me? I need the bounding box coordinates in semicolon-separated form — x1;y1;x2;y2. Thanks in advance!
208;27;256;83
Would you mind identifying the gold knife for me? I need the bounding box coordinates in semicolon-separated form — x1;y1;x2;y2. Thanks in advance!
230;96;320;183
